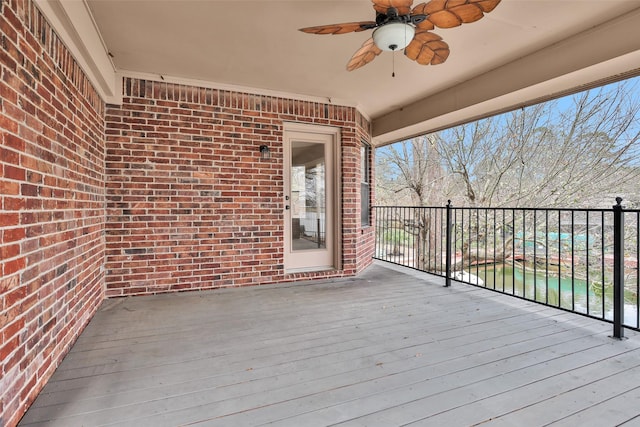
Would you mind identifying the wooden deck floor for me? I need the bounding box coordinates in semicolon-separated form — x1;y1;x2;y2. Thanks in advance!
19;262;640;426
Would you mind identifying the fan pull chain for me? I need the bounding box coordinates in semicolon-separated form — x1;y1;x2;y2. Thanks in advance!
392;50;396;78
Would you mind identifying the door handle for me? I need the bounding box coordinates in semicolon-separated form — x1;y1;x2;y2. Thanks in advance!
285;205;290;210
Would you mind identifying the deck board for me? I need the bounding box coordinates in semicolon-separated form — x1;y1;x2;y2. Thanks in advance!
19;262;640;426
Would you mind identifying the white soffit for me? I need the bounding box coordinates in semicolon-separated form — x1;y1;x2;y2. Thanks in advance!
34;0;120;104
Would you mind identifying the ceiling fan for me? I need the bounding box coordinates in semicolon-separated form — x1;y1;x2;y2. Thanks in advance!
299;0;501;71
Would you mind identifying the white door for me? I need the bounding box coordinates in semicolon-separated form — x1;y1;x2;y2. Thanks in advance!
284;124;339;272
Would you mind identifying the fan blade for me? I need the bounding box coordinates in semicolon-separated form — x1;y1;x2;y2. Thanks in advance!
412;0;500;29
346;37;383;71
299;21;377;35
372;0;415;16
411;1;440;29
415;18;435;31
471;0;501;13
404;30;450;65
412;0;444;16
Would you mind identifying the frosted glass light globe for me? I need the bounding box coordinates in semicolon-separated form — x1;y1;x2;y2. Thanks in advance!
372;23;415;51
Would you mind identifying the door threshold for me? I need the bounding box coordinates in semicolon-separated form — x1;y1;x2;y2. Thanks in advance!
285;266;336;274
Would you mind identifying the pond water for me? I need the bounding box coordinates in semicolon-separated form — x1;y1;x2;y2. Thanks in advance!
466;264;639;328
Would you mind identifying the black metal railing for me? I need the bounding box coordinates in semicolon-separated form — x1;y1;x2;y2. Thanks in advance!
373;198;640;337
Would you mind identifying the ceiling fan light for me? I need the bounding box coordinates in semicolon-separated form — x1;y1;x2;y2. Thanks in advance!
372;23;415;51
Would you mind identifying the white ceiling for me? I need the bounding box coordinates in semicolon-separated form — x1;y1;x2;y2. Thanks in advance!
68;1;640;144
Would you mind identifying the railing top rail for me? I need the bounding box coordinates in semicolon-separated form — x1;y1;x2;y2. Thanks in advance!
373;205;640;213
372;206;445;209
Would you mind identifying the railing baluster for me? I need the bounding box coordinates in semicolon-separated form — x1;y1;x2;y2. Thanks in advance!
484;209;488;287
493;209;497;290
460;209;464;280
469;209;473;284
571;210;575;312
522;209;526;298
601;211;606;318
438;207;442;274
426;207;430;272
558;209;562;308
534;210;537;302
476;208;480;286
637;210;639;330
512;209;515;295
454;208;458;281
445;201;452;287
586;211;590;317
404;207;408;265
612;197;624;339
438;207;441;274
402;207;406;266
502;209;506;293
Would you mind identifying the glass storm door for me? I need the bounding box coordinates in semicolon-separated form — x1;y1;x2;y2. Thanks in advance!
284;127;336;272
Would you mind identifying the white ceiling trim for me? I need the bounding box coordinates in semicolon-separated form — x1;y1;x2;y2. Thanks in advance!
35;0;121;104
118;70;367;117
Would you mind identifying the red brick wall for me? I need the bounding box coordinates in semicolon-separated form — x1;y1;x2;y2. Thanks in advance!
0;1;105;425
356;120;376;273
1;3;377;423
105;78;374;296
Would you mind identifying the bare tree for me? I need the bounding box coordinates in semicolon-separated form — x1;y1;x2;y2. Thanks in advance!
375;78;640;276
433;81;640;208
376;135;445;206
376;136;448;270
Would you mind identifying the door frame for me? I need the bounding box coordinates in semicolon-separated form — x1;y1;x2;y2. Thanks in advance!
283;122;342;273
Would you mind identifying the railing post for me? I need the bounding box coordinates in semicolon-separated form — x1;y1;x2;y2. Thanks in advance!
612;197;625;339
445;200;452;287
